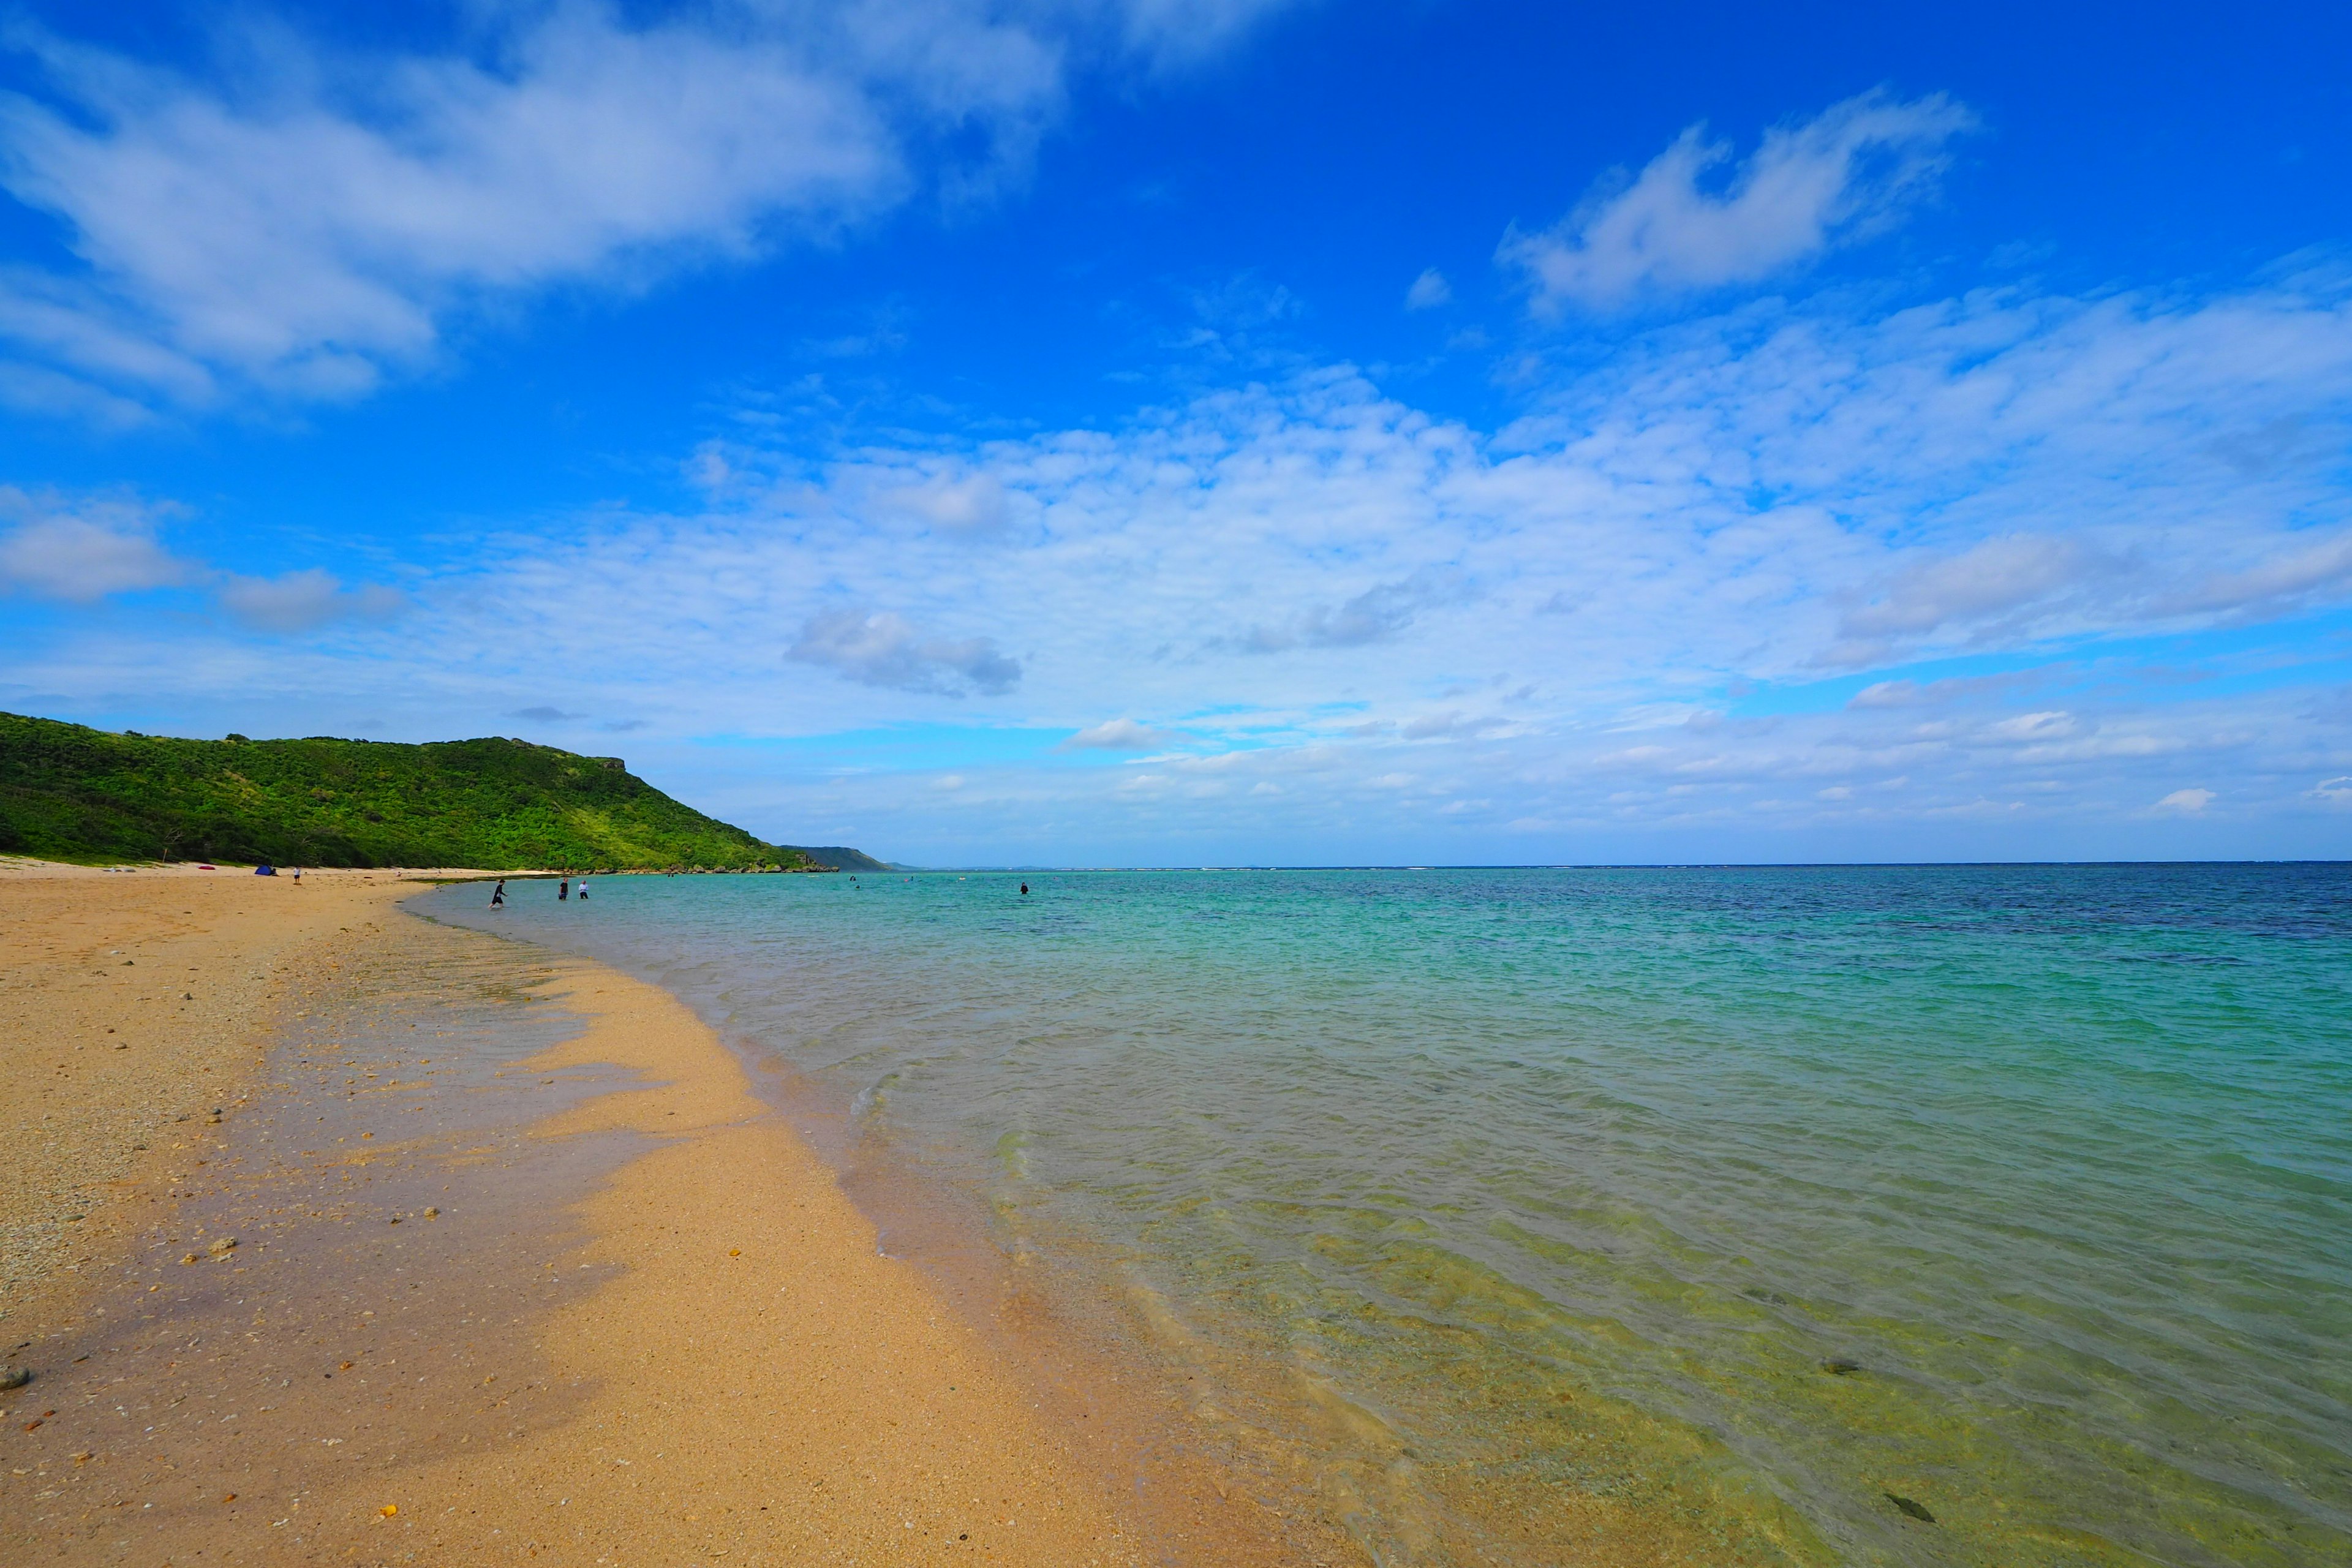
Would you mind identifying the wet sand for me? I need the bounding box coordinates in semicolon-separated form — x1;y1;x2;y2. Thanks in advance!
0;860;450;1333
0;867;1348;1566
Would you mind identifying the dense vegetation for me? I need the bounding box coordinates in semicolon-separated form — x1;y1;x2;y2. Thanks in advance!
0;712;870;872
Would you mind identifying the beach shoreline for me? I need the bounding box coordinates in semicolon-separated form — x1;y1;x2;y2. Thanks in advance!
0;861;1341;1565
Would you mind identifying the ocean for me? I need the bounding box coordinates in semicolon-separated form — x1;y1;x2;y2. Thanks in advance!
419;864;2352;1567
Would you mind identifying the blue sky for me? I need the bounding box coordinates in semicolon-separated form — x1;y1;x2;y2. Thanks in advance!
2;0;2350;864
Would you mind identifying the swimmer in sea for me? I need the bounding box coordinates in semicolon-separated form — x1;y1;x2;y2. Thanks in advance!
1020;882;1029;895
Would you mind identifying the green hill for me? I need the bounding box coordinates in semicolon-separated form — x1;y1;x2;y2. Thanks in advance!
0;712;859;872
794;845;890;872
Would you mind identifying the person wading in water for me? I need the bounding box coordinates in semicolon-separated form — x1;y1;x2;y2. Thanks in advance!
558;876;569;902
490;878;506;909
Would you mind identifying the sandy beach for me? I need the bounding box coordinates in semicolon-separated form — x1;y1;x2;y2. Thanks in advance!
0;864;1346;1566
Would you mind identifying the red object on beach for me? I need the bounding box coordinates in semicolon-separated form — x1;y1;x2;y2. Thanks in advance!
197;864;217;870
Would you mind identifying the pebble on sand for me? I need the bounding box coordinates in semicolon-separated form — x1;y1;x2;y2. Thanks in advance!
207;1236;238;1256
0;1366;29;1390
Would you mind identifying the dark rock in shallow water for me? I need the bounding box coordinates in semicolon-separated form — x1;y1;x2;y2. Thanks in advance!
1822;1357;1863;1375
1887;1493;1936;1523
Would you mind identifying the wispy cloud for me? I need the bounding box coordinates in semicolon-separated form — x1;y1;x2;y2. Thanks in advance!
218;569;404;633
1060;718;1180;749
0;1;1298;412
1501;90;1975;311
13;265;2352;857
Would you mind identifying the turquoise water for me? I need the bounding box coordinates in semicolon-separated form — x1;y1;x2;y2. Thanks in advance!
423;865;2352;1567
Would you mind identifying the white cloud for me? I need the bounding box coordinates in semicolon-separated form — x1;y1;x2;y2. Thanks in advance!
1399;710;1513;740
2157;528;2352;619
2155;788;2214;813
1107;0;1299;64
0;1;1294;410
1061;718;1178;749
1404;268;1451;310
13;267;2352;859
788;608;1021;696
0;487;409;628
0;487;186;600
1243;565;1472;652
217;569;405;633
1834;535;2100;652
1982;711;2078;744
872;472;1012;537
2312;777;2352;806
1848;674;2031;709
1501;90;1975;311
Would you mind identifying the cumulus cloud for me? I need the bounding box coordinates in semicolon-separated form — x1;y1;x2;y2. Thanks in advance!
1404;268;1452;310
217;569;405;632
0;487;186;600
1501;89;1975;311
0;1;1294;410
2155;787;2214;812
788;608;1021;696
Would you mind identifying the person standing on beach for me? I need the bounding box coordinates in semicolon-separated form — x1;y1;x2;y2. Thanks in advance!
491;879;505;908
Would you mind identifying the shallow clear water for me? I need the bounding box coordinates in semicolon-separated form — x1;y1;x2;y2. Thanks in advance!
423;865;2352;1567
